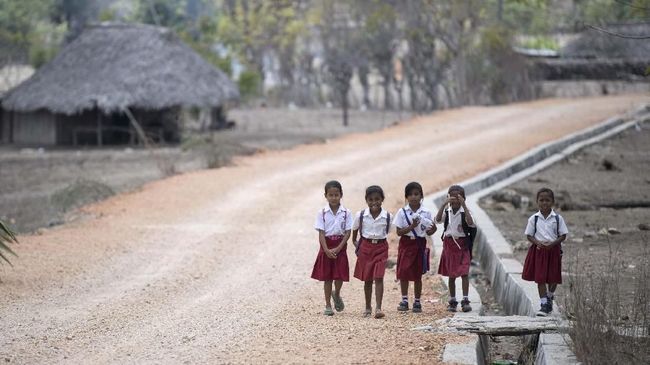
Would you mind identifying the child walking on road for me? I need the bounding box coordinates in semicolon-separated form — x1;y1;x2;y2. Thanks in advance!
394;182;437;313
311;180;353;316
435;185;476;312
353;185;391;319
522;187;568;316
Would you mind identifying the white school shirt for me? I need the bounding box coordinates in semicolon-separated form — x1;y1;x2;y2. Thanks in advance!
434;206;476;238
314;205;352;237
352;208;390;240
524;210;569;246
393;205;434;238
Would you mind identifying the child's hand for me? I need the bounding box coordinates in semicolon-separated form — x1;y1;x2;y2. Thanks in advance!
426;225;437;236
325;248;337;259
410;217;421;228
457;195;466;206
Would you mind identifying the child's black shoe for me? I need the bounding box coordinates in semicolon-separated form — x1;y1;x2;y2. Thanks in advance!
397;300;409;312
447;299;458;312
536;302;552;316
412;301;422;313
460;299;472;312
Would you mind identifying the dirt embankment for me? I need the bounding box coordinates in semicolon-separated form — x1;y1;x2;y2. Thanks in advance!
0;109;408;233
1;95;648;364
480;118;650;310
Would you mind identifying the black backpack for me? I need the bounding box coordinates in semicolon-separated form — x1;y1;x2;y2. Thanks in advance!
442;210;477;258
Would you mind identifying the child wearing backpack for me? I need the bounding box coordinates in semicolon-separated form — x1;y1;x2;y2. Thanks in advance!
311;180;353;316
353;185;390;319
435;184;476;312
522;187;568;317
394;182;437;313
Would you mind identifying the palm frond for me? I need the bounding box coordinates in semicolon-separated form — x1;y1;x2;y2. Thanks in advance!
0;220;19;267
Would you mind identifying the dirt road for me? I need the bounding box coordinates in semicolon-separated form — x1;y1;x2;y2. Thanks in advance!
1;95;647;364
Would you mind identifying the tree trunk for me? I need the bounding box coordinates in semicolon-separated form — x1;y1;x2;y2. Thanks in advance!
342;90;349;127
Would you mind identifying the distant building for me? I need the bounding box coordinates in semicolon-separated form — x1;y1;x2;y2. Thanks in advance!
1;23;239;146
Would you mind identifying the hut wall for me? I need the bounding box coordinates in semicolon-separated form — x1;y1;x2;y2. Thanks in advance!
56;110;102;145
12;111;57;145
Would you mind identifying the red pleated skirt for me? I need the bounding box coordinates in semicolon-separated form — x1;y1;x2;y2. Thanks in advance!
353;238;388;281
437;236;471;278
522;244;562;284
396;236;427;281
311;236;349;281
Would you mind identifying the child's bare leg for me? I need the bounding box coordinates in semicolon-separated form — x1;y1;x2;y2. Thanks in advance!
400;280;409;297
548;284;557;294
461;275;469;297
448;277;456;298
364;281;373;310
414;280;422;299
374;279;384;310
324;281;333;307
537;283;548;298
334;280;343;297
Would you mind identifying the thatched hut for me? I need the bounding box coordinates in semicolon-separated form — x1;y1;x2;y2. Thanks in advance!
1;23;239;146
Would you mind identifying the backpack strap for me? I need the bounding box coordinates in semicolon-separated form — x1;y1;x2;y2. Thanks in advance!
533;214;561;237
386;213;391;235
358;210;364;238
441;209;449;240
402;208;419;237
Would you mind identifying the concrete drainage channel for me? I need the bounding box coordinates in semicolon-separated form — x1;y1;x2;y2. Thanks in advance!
418;104;650;365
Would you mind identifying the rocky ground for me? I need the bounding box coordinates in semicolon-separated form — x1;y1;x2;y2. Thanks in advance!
1;95;647;363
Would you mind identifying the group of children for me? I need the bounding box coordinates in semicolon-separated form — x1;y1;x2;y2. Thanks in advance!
311;180;568;318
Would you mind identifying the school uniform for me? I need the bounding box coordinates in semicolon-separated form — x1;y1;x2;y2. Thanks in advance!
352;208;391;281
435;206;475;278
394;205;433;281
311;205;353;281
522;210;569;284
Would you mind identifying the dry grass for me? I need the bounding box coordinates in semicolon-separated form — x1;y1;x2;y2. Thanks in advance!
564;237;650;364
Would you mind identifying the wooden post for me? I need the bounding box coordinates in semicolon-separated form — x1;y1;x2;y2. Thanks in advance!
9;110;14;143
97;108;103;147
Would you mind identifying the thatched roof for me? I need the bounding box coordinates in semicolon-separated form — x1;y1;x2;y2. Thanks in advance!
561;23;650;59
2;23;239;115
0;65;34;96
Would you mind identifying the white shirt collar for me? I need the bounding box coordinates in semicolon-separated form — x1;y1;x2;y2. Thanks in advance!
447;206;465;215
534;210;557;219
403;204;423;214
324;204;345;215
363;208;388;218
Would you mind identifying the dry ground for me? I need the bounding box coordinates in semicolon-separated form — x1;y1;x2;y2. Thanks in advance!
480;117;650;313
1;95;648;364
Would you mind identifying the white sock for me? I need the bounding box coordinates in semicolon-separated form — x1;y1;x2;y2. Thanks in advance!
541;297;548;305
450;296;456;302
463;296;469;301
414;298;421;303
547;292;554;300
402;296;408;302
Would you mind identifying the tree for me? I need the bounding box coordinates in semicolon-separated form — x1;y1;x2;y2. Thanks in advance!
318;0;361;126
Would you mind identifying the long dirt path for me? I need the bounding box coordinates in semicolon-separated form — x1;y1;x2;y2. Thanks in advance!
1;95;647;364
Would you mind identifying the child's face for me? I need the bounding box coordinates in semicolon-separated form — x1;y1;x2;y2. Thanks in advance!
406;189;423;207
325;187;342;207
366;192;383;212
448;190;463;208
537;192;554;213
